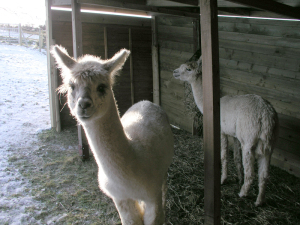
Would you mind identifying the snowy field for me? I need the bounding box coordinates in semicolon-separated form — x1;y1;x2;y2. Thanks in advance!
0;43;51;224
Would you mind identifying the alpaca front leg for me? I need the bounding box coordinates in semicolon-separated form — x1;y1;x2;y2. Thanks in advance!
255;154;271;206
239;145;255;198
143;196;165;225
113;198;143;225
233;138;243;185
221;133;228;184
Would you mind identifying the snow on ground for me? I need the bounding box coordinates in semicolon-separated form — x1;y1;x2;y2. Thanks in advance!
0;43;51;224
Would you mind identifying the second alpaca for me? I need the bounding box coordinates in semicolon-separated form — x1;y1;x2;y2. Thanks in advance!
173;55;278;206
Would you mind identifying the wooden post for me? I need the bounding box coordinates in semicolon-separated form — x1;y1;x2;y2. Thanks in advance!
192;18;201;136
104;27;108;59
129;28;135;105
151;16;160;105
71;0;89;160
18;24;22;46
46;0;60;131
52;39;61;133
72;0;83;59
200;0;221;224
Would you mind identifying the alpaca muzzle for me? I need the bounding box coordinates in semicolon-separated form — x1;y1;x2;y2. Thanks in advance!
79;97;93;109
173;69;180;79
77;97;94;119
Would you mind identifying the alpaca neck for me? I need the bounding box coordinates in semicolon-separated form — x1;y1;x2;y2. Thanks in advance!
190;77;203;114
82;98;132;171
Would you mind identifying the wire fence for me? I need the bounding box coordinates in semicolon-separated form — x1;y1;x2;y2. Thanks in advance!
0;23;46;51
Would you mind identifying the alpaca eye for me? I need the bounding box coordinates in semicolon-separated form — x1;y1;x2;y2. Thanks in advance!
186;68;191;71
69;83;75;91
97;84;106;95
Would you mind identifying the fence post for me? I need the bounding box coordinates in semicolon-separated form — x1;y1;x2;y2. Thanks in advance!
39;28;43;51
18;24;22;46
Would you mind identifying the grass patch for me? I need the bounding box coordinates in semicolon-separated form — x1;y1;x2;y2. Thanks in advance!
11;127;119;224
8;126;300;224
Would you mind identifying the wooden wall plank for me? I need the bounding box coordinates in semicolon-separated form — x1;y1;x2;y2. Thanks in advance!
219;48;300;72
218;21;300;39
272;148;300;177
219;58;300;80
106;25;153;115
219;30;300;49
131;27;153;103
219;39;300;58
157;15;195;132
220;67;300;96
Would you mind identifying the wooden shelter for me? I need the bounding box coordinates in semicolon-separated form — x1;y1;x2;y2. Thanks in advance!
46;0;300;224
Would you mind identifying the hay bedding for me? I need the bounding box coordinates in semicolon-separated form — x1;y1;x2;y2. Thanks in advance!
169;127;300;225
9;125;300;224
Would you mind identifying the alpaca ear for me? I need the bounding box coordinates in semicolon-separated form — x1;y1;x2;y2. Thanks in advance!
104;49;130;76
187;48;202;63
197;56;202;65
50;45;76;70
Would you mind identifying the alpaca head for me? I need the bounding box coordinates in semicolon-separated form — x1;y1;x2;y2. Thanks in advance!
51;45;130;123
173;56;202;84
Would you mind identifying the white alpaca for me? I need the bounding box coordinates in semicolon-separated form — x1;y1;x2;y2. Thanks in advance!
173;56;278;206
51;45;174;225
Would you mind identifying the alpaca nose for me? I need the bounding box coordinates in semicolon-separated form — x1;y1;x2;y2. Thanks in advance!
78;97;93;109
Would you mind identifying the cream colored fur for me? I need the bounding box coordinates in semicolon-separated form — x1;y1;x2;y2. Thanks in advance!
51;45;174;224
173;56;278;206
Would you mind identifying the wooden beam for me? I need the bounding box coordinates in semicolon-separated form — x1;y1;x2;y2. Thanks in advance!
167;0;198;6
77;0;199;18
71;0;90;160
46;0;61;132
226;0;300;19
200;0;221;224
147;0;195;7
104;27;108;59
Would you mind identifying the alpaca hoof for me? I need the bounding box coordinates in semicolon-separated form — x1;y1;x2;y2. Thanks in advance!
255;197;265;207
254;200;265;207
238;190;247;198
